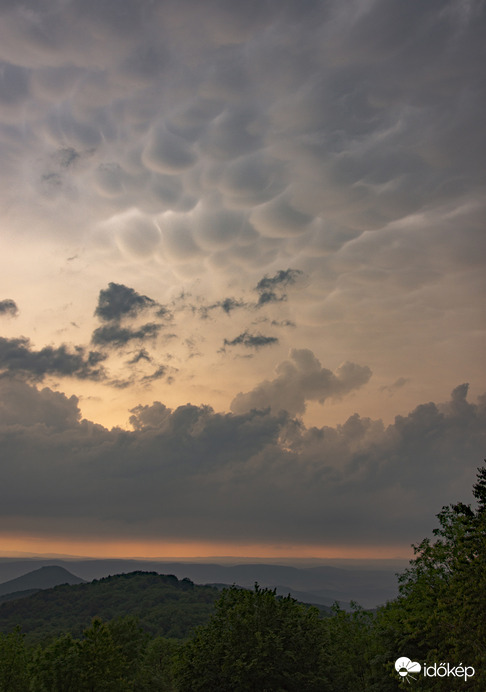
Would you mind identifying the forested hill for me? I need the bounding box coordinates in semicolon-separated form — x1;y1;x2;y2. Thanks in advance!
0;572;220;644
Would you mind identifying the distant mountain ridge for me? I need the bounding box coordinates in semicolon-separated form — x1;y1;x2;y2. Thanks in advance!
0;559;400;608
0;565;85;597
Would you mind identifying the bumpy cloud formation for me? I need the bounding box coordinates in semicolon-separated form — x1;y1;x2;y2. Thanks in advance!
0;337;106;381
1;0;483;282
0;299;18;317
0;378;484;547
231;349;372;416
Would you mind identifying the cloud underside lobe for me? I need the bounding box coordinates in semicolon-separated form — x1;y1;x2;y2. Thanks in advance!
231;349;372;416
0;0;483;294
0;378;484;546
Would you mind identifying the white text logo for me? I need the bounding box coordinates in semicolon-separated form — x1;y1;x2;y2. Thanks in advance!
395;657;475;683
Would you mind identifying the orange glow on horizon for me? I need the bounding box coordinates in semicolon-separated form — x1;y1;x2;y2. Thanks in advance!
0;534;412;560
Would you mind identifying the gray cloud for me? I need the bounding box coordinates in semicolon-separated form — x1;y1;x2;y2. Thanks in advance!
255;269;304;306
91;323;161;348
380;377;410;396
0;299;18;317
231;349;372;416
223;331;279;349
0;378;484;548
140;365;167;384
94;282;157;322
127;348;151;365
0;337;106;381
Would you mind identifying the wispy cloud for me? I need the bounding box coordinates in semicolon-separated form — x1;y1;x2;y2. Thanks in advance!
0;299;18;317
91;323;161;348
223;331;279;350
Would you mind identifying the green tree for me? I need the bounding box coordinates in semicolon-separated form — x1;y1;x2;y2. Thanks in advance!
30;633;82;692
77;617;129;691
379;464;486;690
135;637;180;691
0;626;30;692
175;584;329;691
324;603;381;690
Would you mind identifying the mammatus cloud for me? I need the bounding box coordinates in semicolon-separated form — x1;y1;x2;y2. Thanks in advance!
231;349;372;416
0;299;18;317
0;378;484;547
0;337;106;381
95;282;157;322
223;331;278;350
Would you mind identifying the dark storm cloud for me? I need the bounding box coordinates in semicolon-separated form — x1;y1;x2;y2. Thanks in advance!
0;0;484;340
91;323;161;348
0;299;18;317
0;378;484;547
94;282;157;322
223;331;279;349
0;336;106;381
231;349;372;416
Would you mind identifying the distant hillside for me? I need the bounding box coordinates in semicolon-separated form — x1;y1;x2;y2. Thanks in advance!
0;565;85;597
0;589;41;605
0;571;220;644
0;558;401;607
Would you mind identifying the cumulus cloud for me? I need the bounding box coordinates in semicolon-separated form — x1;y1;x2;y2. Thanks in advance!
0;299;18;317
0;378;484;547
0;337;106;381
231;349;372;416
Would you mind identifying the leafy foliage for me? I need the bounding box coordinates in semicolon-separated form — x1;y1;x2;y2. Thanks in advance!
0;572;218;645
175;584;329;691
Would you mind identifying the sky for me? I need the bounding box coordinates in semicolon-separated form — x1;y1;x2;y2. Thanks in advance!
0;0;485;560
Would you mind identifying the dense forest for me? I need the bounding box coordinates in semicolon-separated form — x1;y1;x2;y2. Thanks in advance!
1;465;484;691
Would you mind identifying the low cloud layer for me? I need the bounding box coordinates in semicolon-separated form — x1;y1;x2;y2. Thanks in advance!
0;337;106;381
231;349;372;416
0;378;484;548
